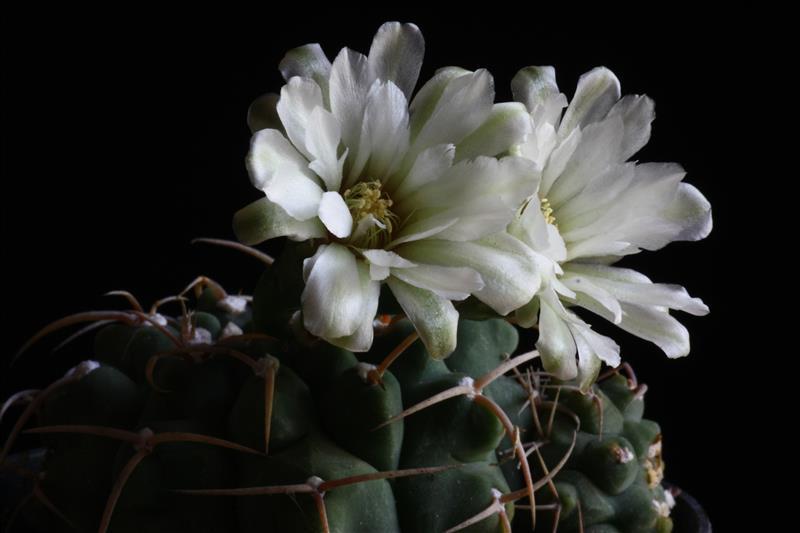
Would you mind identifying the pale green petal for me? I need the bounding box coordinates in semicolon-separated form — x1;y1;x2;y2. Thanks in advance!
512;66;559;113
392;264;484;301
399;155;537;219
559;67;620;135
455;102;532;162
663;182;712;243
606;94;655;160
569;322;618;392
511;65;567;128
536;294;577;380
408;68;494;159
247;93;283;134
279;43;332;100
367;22;425;99
617;303;692;358
362;249;416;280
547;115;624;208
350;80;410;185
408;67;469;139
564;264;708;316
391;143;455;202
397;233;542;316
232;197;325;245
514;297;540;328
387;277;458;359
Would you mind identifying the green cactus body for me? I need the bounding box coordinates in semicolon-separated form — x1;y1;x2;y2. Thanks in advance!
3;264;674;533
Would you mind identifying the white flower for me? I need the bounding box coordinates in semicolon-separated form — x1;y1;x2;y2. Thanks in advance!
508;66;712;388
234;22;539;357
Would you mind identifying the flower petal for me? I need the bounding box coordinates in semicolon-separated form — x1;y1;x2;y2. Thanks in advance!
662;182;713;243
350;80;410;185
327;261;380;352
559;67;620;135
306;107;346;191
569;321;619;391
399;198;516;244
392;264;484;301
507;196;568;263
233;197;326;245
329;48;371;160
560;163;712;258
263;164;324;221
564;264;709;316
617;303;692;358
367;22;425;99
397;233;542;316
279;43;332;99
386;277;458;359
246;129;311;190
408;68;494;158
568;277;696;359
547;115;624;208
536;293;577;380
560;270;623;323
386;216;459;248
247;93;283;134
514;297;540;328
391;143;455;202
455;102;532;162
277;77;325;160
400;155;538;218
540;127;581;197
569;321;620;367
511;66;567;128
606;94;655;160
361;249;417;268
362;249;416;281
302;244;370;339
318;191;352;238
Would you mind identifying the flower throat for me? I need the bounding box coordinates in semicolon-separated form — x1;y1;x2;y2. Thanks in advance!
343;180;399;248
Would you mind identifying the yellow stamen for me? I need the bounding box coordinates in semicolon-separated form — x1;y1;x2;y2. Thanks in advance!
343;180;398;247
540;197;557;226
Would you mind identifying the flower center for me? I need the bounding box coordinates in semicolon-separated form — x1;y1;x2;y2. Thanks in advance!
540;197;557;226
343;180;399;247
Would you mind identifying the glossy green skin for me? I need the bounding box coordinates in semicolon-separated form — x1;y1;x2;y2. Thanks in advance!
12;245;673;532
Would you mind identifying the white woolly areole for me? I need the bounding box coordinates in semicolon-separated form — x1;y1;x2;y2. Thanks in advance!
356;362;377;382
218;295;249;315
189;327;213;346
458;376;477;399
221;321;244;339
146;313;169;327
306;476;325;491
614;445;635;464
490;488;503;500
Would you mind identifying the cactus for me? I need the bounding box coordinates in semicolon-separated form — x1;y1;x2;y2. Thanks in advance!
1;242;674;533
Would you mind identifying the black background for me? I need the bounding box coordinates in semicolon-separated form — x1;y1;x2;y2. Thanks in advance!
2;9;735;530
